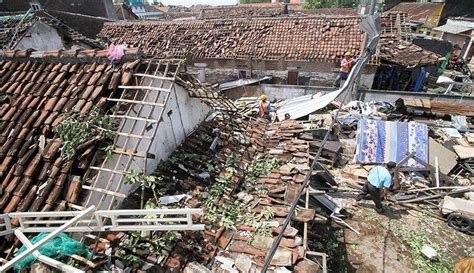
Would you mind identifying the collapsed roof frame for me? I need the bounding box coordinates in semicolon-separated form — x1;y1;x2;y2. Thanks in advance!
80;59;182;211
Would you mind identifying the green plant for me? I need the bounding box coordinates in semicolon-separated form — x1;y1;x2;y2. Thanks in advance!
246;158;281;187
125;171;163;206
103;145;114;162
54;108;116;159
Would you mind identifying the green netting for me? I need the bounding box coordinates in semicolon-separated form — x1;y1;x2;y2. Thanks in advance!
14;232;92;272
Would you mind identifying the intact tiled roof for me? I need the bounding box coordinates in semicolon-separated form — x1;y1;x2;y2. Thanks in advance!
0;48;141;215
388;2;443;26
99;16;364;62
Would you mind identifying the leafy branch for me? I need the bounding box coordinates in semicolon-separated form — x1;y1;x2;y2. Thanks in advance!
54;108;116;159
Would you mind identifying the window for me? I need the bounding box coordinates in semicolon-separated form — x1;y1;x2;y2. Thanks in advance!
30;2;41;11
238;70;247;78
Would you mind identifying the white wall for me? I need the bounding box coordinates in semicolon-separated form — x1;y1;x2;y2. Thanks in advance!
85;81;211;210
15;22;64;51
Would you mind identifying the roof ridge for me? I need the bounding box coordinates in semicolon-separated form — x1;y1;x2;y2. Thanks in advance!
0;47;142;61
105;15;364;25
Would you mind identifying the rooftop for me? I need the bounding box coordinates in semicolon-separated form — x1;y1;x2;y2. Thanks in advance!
0;48;236;218
99;16;364;62
0;11;104;50
388;2;444;26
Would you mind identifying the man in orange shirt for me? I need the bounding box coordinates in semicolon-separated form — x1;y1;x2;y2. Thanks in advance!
259;95;274;121
333;51;354;87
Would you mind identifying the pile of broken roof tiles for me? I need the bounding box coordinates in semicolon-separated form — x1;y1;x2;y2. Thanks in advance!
114;115;318;272
0;49;139;218
379;39;440;66
99;17;364;62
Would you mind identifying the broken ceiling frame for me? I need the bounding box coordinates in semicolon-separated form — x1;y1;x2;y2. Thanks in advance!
82;59;181;211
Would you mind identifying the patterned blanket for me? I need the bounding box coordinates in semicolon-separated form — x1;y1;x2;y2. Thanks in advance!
355;119;428;167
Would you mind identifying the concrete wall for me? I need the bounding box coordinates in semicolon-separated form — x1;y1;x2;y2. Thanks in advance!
14;21;91;51
261;84;474;105
15;22;65;51
222;86;262;100
188;58;376;88
357;89;474;105
86;80;212;210
262;84;335;100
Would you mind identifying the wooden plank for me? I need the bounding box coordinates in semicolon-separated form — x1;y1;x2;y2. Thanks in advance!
82;185;127;198
133;73;175;82
115;132;153;139
109;115;160;123
107;98;165;107
118;85;171;93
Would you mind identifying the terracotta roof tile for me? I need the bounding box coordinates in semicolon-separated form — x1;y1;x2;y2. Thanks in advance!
0;49;140;214
100;16;364;62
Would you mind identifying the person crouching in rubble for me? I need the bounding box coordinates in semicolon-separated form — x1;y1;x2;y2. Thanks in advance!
333;51;354;87
356;161;397;213
259;95;274;121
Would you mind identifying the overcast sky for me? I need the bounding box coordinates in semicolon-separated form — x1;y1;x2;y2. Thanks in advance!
159;0;238;7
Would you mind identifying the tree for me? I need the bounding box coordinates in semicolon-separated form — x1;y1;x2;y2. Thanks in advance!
302;0;357;9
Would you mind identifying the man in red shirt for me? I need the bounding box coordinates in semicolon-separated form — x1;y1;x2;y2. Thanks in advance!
333;51;354;87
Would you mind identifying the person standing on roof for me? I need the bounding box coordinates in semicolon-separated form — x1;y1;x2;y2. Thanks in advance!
334;51;354;87
356;161;397;213
259;95;274;121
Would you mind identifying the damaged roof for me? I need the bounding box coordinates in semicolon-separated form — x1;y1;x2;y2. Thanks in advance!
99;16;364;62
0;48;236;217
126;114;317;271
0;11;104;50
379;39;440;66
0;48;141;215
388;2;444;27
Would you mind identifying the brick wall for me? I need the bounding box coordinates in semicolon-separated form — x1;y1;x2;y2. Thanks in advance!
187;58;376;88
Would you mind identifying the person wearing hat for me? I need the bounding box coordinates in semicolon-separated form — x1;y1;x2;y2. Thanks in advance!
356;161;397;213
333;51;354;87
259;94;274;121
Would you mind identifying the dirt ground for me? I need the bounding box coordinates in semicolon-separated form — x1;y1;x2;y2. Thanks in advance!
338;200;473;273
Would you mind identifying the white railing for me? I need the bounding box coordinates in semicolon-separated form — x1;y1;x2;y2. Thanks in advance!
0;206;205;273
0;208;204;235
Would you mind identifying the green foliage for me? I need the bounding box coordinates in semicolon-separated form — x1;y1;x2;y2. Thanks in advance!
246;158;281;186
205;201;242;230
54;108;116;159
302;0;357;9
118;230;178;267
125;171;163;202
379;219;452;272
244;207;275;244
103;145;114;162
239;0;271;4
